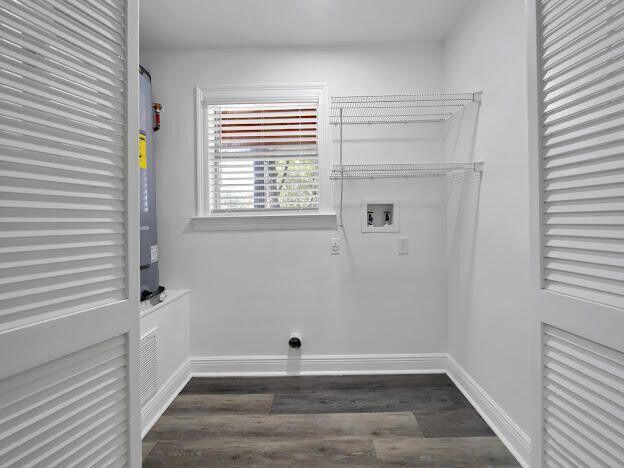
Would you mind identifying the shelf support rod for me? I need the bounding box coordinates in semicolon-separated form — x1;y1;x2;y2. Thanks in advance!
339;107;344;227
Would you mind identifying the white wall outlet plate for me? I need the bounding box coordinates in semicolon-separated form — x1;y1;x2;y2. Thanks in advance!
330;237;341;255
398;236;409;255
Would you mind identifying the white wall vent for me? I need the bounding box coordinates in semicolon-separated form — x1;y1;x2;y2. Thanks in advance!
543;325;624;467
0;335;128;466
140;328;159;406
537;0;624;309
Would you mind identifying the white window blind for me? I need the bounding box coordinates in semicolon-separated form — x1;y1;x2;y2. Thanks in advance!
0;0;128;323
538;0;624;308
206;101;319;212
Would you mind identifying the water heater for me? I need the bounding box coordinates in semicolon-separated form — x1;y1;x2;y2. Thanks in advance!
139;66;163;302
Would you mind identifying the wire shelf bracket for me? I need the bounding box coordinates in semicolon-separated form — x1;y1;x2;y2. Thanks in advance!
330;92;482;126
331;91;483;226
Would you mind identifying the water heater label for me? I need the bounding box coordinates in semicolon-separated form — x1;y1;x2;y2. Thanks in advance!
150;245;158;263
139;133;147;169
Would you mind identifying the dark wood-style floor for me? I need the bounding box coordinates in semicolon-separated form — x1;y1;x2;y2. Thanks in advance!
143;374;520;467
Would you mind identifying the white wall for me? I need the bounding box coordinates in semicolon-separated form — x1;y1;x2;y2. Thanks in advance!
443;0;532;438
140;43;451;360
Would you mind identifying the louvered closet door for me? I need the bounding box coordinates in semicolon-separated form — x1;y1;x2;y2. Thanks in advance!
0;336;129;467
531;1;624;467
0;0;140;466
539;0;624;308
0;0;129;323
542;325;624;467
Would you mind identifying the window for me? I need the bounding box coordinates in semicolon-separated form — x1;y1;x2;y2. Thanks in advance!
194;84;334;230
206;101;319;212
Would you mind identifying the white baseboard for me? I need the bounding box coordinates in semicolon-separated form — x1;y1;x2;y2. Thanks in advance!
446;356;531;468
190;353;448;376
141;359;191;438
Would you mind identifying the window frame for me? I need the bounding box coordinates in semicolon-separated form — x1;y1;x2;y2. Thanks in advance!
193;83;335;231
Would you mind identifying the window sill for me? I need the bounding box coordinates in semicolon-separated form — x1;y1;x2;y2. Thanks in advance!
190;213;337;232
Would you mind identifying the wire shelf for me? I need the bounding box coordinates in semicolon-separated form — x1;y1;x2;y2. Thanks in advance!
330;162;484;180
330;92;481;125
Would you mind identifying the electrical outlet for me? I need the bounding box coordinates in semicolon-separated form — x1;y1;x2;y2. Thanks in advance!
398;236;409;255
330;237;341;255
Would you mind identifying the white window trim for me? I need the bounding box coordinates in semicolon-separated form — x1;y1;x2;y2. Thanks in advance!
193;83;336;231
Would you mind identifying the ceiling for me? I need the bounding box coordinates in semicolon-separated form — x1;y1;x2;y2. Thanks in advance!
140;0;470;51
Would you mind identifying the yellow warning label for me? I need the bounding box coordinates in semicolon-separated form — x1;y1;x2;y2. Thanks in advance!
139;133;147;169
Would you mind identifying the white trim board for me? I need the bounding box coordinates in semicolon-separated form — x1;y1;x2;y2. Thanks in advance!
141;359;191;439
191;213;337;232
446;356;531;468
190;353;447;376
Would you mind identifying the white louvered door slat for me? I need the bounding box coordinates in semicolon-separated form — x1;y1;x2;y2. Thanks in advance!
542;325;624;468
538;0;624;309
0;336;129;467
0;0;128;327
0;0;139;466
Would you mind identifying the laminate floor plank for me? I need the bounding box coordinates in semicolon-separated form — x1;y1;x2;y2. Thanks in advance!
413;407;495;438
271;384;470;414
142;440;157;461
148;412;423;440
181;374;452;395
373;436;520;467
163;393;274;415
143;437;378;467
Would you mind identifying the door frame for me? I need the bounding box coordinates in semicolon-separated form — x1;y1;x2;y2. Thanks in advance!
526;1;543;463
0;0;141;465
526;1;624;466
126;0;141;464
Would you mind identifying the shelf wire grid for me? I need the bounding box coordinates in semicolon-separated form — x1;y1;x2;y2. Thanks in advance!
330;162;483;180
330;93;478;125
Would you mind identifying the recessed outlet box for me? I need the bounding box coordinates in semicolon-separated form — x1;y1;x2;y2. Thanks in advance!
361;200;400;233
